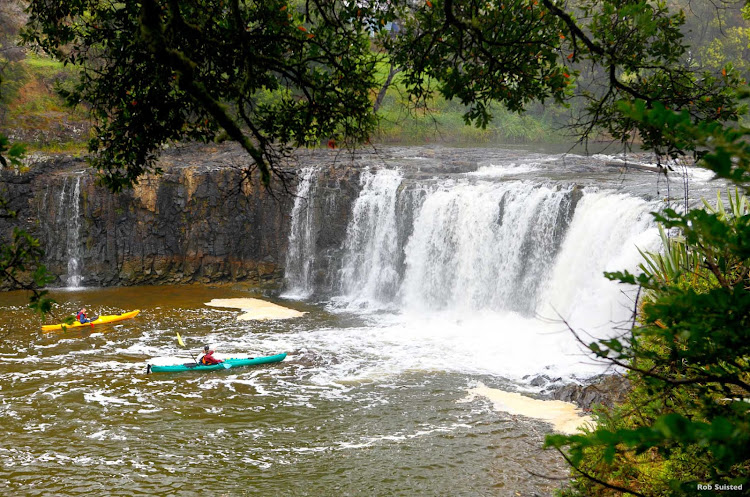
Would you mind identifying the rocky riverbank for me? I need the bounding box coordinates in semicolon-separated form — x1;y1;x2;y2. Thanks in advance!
524;373;632;410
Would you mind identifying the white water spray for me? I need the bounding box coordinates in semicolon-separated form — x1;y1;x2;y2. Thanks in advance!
284;168;317;298
400;181;572;313
64;175;84;288
282;157;665;381
338;168;404;308
537;191;659;330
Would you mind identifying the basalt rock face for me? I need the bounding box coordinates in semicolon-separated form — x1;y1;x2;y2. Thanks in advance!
0;146;360;289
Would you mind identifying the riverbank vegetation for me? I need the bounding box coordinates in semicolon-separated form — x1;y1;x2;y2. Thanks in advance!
4;1;750;155
375;88;568;145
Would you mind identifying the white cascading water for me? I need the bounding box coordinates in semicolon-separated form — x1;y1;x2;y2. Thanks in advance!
284;162;661;382
338;168;404;308
58;175;84;288
399;181;572;313
537;191;660;331
283;168;317;298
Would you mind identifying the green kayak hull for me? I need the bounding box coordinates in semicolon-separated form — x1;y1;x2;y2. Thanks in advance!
148;353;287;373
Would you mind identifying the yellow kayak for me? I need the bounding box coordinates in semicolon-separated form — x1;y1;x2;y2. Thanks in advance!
41;310;141;332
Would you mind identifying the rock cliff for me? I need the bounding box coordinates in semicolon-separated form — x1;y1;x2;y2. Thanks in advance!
0;145;361;289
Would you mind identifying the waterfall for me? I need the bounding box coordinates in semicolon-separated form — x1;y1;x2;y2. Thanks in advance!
536;191;658;329
282;156;662;338
399;181;573;313
338;168;404;308
284;168;317;298
63;175;84;288
275;153;674;379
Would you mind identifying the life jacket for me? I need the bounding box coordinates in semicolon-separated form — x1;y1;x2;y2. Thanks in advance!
76;311;86;323
200;352;220;365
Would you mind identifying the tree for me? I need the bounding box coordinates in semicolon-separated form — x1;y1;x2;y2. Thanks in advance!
0;74;55;321
23;1;746;178
0;4;57;322
386;0;745;156
686;2;750;82
22;0;391;191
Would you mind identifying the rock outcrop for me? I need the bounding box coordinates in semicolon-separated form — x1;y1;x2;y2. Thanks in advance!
551;374;632;410
0;146;304;288
1;143;592;291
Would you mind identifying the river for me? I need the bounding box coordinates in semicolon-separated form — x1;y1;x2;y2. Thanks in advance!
0;146;721;495
1;285;572;496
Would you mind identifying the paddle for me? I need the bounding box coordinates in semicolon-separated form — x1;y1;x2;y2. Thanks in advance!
176;332;199;364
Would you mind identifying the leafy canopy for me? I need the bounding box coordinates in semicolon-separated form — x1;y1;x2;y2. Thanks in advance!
22;1;746;190
386;0;745;156
22;0;390;190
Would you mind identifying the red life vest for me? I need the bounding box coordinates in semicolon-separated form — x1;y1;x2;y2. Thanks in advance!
200;352;221;365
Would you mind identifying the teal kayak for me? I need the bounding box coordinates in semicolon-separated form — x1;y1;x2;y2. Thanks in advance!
147;353;287;373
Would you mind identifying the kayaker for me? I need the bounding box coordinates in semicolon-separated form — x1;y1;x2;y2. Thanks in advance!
76;308;92;324
199;345;223;365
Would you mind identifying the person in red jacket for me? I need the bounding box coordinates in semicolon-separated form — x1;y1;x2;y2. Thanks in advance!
76;308;92;324
199;345;223;365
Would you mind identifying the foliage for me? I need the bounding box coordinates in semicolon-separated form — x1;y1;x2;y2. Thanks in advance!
386;0;744;155
697;4;750;83
22;0;391;191
375;97;564;145
637;225;700;289
370;57;565;145
0;133;25;169
0;225;56;319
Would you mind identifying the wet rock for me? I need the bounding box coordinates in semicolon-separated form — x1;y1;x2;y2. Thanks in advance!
550;374;631;410
0;147;295;288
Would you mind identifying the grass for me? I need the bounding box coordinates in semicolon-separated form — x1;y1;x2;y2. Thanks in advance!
374;97;567;145
370;59;569;145
3;51;569;153
23;140;88;155
1;52;90;148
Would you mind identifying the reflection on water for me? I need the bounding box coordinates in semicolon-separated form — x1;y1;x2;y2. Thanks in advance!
0;285;571;496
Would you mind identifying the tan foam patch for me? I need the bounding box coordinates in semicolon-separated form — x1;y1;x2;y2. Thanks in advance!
206;298;306;321
466;383;595;435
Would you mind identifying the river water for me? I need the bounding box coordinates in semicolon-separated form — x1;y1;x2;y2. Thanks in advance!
0;147;721;495
1;285;570;496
